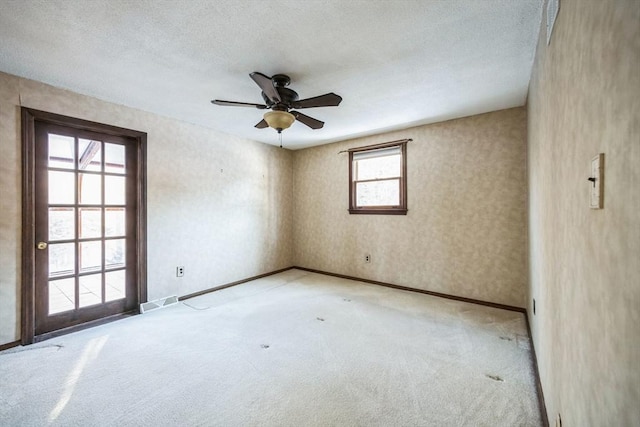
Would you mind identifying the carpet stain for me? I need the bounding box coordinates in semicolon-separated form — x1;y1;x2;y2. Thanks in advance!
516;334;531;350
182;302;211;311
317;317;325;322
260;344;270;349
0;344;64;355
343;298;351;302
499;336;513;341
486;374;504;382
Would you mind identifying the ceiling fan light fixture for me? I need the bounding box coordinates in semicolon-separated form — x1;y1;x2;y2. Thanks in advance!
264;110;295;132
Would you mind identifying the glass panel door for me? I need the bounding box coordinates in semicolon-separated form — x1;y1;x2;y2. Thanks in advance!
33;121;140;337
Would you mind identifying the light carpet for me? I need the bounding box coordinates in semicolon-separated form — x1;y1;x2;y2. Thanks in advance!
0;269;542;426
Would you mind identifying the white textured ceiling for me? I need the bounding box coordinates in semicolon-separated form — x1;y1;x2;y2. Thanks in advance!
0;0;543;149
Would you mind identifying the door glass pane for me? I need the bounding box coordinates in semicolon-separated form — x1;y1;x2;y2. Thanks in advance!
79;274;102;308
105;176;125;205
106;239;125;269
105;143;125;174
105;208;125;237
78;139;102;172
49;171;75;204
48;134;75;169
49;208;75;241
49;243;75;278
80;241;102;273
49;278;75;314
105;270;125;301
78;173;102;204
80;208;101;238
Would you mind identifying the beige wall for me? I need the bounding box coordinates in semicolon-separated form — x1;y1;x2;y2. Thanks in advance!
0;72;294;345
0;75;529;346
293;108;528;308
527;0;639;424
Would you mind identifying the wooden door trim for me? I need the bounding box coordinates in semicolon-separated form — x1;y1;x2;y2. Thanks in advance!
21;108;147;345
21;108;36;345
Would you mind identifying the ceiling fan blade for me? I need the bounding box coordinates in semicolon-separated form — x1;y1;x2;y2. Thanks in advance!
291;111;324;129
250;72;281;103
292;93;342;109
211;99;267;109
255;119;268;129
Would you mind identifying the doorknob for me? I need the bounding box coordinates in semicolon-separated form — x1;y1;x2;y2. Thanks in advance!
37;242;48;250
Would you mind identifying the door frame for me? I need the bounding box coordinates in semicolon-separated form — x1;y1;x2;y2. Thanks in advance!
21;108;147;344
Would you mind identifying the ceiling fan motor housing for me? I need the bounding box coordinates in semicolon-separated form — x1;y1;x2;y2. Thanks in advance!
262;87;299;111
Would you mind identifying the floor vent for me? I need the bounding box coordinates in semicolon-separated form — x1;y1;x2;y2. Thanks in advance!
140;295;179;314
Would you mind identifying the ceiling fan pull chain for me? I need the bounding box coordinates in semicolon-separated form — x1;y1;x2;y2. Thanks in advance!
279;132;283;148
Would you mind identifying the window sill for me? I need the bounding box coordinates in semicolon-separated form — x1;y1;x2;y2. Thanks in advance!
348;208;408;215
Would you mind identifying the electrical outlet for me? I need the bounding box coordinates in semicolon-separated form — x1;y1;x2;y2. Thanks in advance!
365;254;371;263
176;266;184;277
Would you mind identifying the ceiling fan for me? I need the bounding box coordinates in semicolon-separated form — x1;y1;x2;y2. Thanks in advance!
211;72;342;133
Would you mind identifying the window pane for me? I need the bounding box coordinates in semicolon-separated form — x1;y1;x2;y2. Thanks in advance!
105;176;125;205
79;274;102;308
48;134;75;169
355;154;401;181
356;179;400;207
105;143;125;174
49;242;75;277
49;208;75;241
78;139;102;172
49;278;75;314
79;173;102;204
106;239;125;269
49;171;75;204
105;270;126;301
80;208;102;238
105;208;125;237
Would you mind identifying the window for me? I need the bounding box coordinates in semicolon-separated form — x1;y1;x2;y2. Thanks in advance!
349;140;408;215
